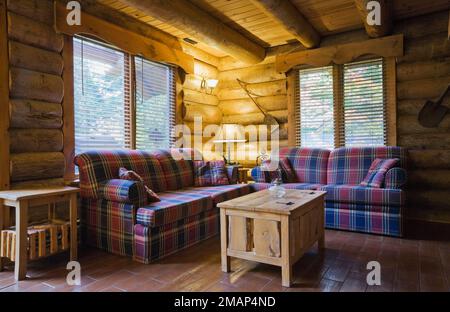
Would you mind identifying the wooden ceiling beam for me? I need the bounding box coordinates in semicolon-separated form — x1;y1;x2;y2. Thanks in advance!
354;0;393;37
249;0;320;48
117;0;266;64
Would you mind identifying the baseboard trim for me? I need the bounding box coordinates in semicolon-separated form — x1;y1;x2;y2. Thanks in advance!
404;219;450;240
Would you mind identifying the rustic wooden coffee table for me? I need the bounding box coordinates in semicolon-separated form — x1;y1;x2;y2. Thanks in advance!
217;189;326;287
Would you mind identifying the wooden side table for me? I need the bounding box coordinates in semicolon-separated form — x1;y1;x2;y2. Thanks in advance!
237;168;250;184
0;187;79;281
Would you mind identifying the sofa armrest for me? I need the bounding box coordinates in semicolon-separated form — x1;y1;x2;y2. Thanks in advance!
100;179;148;206
226;166;239;184
385;168;407;189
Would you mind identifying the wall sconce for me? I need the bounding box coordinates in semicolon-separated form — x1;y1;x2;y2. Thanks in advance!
200;78;219;94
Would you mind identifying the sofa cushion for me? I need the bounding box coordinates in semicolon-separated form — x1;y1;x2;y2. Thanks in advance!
327;147;406;185
100;179;148;206
319;184;404;206
75;150;167;198
118;168;161;202
360;158;399;188
184;184;251;204
278;147;330;184
250;183;322;192
279;158;297;182
136;190;213;227
385;167;408;189
193;161;229;186
151;149;196;190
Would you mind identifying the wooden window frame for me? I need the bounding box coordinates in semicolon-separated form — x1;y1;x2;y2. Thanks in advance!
287;57;397;148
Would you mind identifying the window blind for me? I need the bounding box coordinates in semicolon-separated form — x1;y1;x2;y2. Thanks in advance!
135;57;176;150
73;38;129;155
342;59;386;146
298;66;335;149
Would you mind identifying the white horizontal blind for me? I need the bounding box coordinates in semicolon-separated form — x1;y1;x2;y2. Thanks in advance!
135;57;176;150
342;59;386;146
298;66;335;149
73;38;128;155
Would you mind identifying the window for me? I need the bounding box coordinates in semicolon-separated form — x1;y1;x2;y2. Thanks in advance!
298;66;335;149
73;38;176;159
343;60;385;146
135;57;176;150
74;38;128;155
297;59;387;148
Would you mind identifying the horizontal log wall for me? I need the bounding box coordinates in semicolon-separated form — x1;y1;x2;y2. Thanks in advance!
181;45;223;154
394;11;450;224
6;0;65;188
217;62;288;167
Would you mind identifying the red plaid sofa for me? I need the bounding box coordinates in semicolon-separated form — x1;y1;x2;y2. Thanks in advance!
75;149;249;263
251;147;407;237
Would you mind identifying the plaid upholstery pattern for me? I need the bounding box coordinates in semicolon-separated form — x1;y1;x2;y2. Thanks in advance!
193;161;229;186
279;158;297;182
360;158;399;188
210;161;230;185
327;147;406;185
250;165;278;183
136;190;213;227
81;198;135;257
325;207;402;237
75;150;167;198
250;182;322;192
226;166;238;184
100;179;148;206
385;168;407;189
183;184;251;204
134;210;219;264
319;185;404;206
278;147;330;184
193;161;211;186
325;201;401;215
151;149;195;190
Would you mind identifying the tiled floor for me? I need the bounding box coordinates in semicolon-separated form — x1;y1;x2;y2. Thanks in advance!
0;230;449;292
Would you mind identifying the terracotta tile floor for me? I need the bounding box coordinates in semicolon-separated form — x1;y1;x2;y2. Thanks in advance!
0;230;449;292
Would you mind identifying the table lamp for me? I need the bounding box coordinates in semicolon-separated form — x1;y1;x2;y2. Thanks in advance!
213;124;246;165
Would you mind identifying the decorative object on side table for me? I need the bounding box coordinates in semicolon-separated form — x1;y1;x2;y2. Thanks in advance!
268;175;286;198
0;187;79;281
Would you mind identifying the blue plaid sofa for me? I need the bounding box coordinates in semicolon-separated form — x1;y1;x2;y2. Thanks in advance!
251;147;407;237
75;148;249;263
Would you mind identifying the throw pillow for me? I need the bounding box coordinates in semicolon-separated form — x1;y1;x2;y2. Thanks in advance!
279;158;297;183
193;161;211;187
193;161;229;186
360;158;399;188
209;161;230;186
119;167;161;202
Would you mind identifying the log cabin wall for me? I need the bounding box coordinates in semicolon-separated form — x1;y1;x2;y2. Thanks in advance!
4;0;65;222
395;11;450;225
218;57;289;167
180;44;223;157
7;0;65;190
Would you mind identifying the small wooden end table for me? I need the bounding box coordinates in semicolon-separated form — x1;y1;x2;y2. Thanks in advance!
0;187;79;281
217;189;326;287
237;168;250;184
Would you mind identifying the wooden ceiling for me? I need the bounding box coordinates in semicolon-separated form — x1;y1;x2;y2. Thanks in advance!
99;0;450;57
